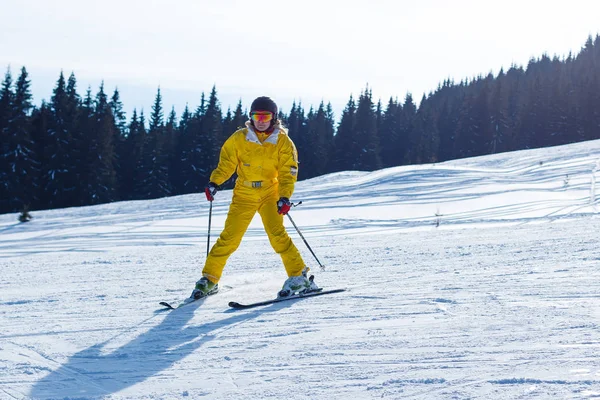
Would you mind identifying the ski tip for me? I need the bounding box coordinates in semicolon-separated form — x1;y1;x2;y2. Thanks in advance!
159;301;175;310
228;301;242;308
330;288;347;293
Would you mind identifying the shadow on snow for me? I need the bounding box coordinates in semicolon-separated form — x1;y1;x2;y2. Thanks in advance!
29;300;290;399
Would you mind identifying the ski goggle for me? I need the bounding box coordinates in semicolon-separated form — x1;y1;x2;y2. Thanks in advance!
250;112;274;123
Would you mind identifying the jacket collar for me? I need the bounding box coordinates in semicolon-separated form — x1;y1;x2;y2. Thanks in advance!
245;121;280;145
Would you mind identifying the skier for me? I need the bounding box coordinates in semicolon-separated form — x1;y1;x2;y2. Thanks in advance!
190;96;318;300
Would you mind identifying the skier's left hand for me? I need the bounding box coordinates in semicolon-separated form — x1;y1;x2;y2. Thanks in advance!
277;197;291;215
205;182;219;201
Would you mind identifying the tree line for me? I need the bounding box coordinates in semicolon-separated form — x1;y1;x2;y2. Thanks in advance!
1;35;599;214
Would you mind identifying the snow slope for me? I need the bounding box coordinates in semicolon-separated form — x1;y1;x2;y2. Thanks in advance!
1;140;600;399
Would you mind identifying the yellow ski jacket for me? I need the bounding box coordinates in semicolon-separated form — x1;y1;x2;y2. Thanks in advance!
210;122;299;199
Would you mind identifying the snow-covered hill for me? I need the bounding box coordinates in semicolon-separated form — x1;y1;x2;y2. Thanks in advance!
1;140;600;399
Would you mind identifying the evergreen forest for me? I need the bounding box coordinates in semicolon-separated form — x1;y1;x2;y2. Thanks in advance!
1;35;599;214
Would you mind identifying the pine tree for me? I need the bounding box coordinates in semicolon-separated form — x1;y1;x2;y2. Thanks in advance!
197;86;223;181
303;102;334;178
222;100;246;138
4;67;37;212
165;106;178;195
110;88;127;200
76;87;94;205
118;109;144;200
333;95;357;172
504;65;526;151
375;99;383;151
286;101;305;140
0;67;13;130
435;81;465;162
110;88;127;134
182;125;201;193
29;101;51;209
323;103;336;173
574;36;600;141
400;93;417;164
281;101;305;179
149;87;164;131
222;107;233;139
180;104;191;132
296;105;314;178
411;94;440;164
0;67;14;213
518;58;552;150
232;100;246;131
83;83;117;204
195;92;207;117
65;74;85;205
176;91;214;194
42;71;77;209
379;97;400;168
452;76;493;159
137;88;171;198
132;111;149;198
473;74;494;156
354;88;382;170
171;105;191;194
487;69;511;153
177;109;200;194
545;57;573;147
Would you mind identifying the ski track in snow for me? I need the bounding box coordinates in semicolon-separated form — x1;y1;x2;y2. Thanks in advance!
1;140;600;399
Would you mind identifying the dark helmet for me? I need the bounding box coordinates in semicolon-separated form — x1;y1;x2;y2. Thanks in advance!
250;96;278;117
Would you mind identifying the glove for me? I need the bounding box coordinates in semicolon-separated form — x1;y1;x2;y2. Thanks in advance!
277;197;291;215
205;182;219;201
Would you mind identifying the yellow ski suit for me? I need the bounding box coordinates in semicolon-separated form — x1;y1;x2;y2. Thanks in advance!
202;122;305;283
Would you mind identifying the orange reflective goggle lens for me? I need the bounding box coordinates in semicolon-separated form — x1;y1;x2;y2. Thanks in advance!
251;112;273;123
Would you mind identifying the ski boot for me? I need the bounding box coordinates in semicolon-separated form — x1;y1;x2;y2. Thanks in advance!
278;267;319;298
189;277;219;300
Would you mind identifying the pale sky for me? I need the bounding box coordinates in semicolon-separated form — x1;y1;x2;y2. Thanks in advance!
1;0;599;121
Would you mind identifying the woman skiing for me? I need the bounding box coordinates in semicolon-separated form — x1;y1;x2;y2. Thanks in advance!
190;96;317;300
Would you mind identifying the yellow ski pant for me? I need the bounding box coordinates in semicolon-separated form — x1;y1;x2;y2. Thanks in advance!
202;184;305;283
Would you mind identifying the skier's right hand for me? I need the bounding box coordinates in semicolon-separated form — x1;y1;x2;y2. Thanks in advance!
277;197;291;215
205;182;219;201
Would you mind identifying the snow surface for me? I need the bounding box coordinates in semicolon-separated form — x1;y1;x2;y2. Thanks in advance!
1;140;600;399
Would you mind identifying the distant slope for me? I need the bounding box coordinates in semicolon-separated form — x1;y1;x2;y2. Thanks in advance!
1;139;599;244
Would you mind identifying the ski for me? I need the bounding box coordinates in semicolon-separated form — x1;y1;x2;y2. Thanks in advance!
159;297;202;310
159;300;184;310
159;290;218;310
159;284;237;310
228;288;346;310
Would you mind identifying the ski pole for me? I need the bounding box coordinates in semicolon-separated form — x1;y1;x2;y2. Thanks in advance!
287;202;326;271
207;200;213;257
